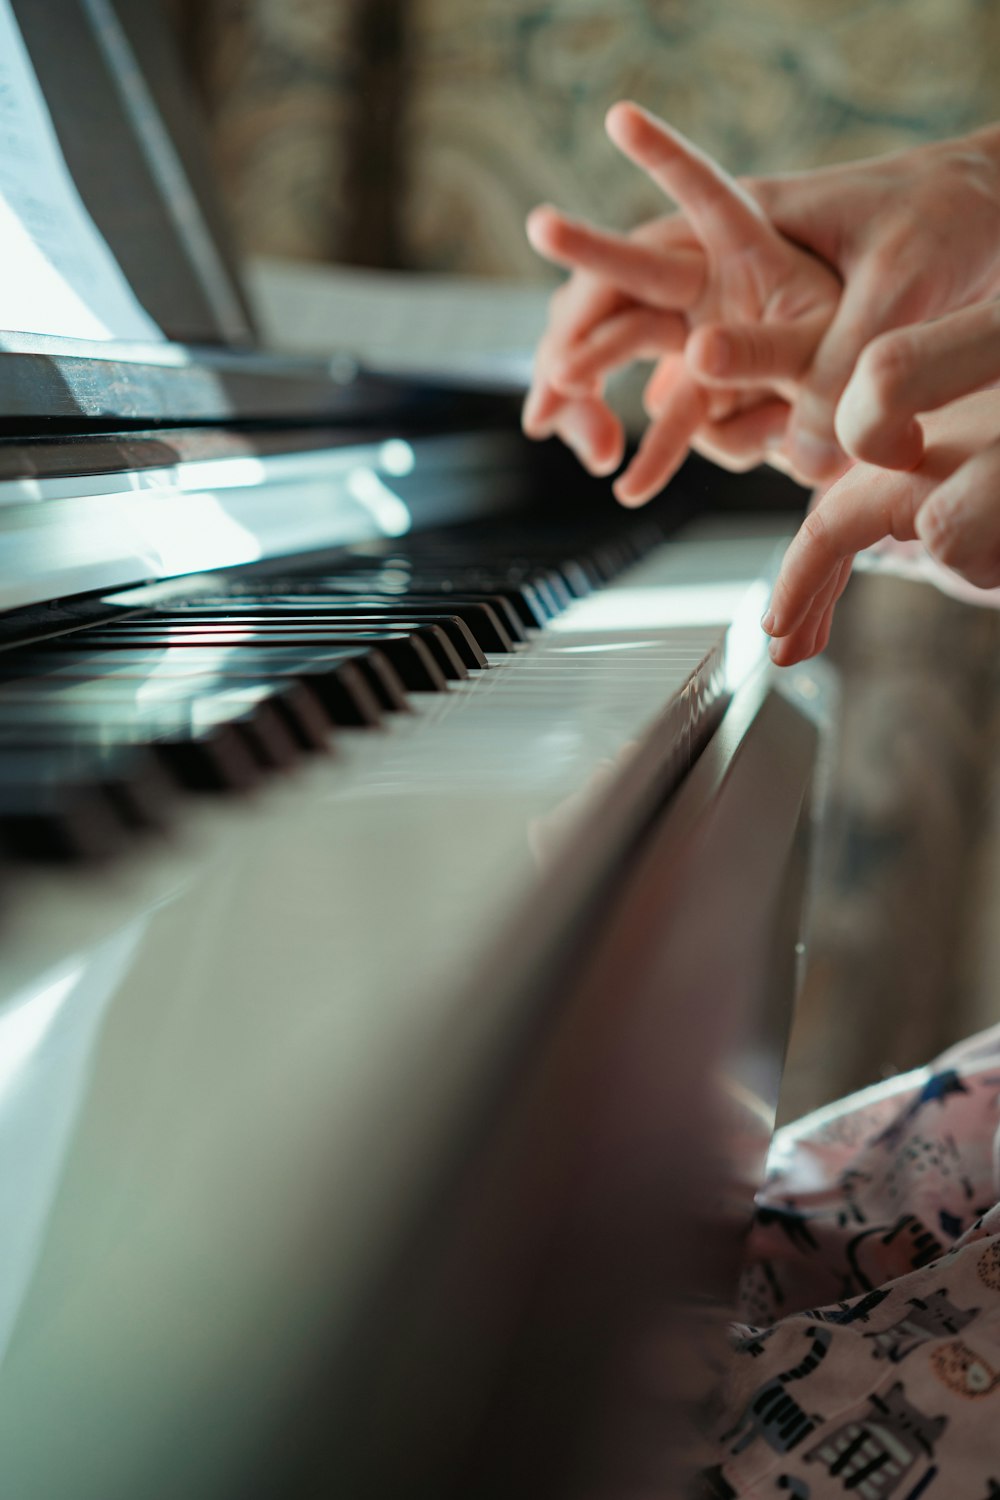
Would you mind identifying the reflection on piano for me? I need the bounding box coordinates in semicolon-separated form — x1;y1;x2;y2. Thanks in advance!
0;4;828;1497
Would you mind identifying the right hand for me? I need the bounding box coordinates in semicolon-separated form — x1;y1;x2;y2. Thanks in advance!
763;389;1000;665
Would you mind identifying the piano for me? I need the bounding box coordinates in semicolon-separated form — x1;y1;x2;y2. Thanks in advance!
0;4;830;1496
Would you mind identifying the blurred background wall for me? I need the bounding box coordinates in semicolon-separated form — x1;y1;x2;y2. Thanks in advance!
166;0;1000;277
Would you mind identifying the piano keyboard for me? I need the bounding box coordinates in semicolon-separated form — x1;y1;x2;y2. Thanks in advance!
0;510;794;1500
0;506;699;861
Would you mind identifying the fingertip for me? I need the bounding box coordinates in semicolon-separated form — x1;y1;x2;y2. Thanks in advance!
605;100;640;143
606;100;667;162
589;424;627;478
526;204;559;251
521;385;558;439
612;472;650;508
768;634;805;668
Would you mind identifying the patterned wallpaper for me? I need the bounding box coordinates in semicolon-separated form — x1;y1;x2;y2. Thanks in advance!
168;0;1000;276
401;0;1000;275
168;0;366;262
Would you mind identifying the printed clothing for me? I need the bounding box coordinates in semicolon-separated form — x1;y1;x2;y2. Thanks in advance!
696;1023;1000;1498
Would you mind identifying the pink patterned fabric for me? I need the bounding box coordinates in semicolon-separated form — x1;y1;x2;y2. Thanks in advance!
695;1026;1000;1497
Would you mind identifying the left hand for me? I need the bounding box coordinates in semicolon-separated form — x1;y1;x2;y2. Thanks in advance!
524;103;842;505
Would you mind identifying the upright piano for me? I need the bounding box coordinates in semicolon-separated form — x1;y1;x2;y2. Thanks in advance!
0;3;830;1496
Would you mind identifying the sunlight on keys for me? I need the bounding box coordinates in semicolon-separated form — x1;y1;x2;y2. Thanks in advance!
549;581;759;633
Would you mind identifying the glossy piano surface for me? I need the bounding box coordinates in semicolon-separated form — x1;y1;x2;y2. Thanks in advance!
0;510;827;1499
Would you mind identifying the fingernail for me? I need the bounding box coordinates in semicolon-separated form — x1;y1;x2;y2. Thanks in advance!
761;609;776;635
560;412;596;468
525;205;556;248
613;477;644;508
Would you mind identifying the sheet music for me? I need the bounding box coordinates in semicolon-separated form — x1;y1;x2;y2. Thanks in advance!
0;0;162;343
248;257;549;391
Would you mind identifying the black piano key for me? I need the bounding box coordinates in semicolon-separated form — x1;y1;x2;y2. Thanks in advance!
61;628;450;693
321;588;528;644
149;725;261;792
6;723;256;794
269;569;549;629
3;649;391;728
141;606;492;669
0;734;175;831
159;594;516;653
79;621;468;683
0;749;136;859
118;614;480;678
249;679;329;750
0;676;298;776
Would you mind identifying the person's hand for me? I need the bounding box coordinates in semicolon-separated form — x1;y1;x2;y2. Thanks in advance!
523;103;842;505
835;299;1000;468
730;128;1000;482
763;390;1000;665
521;211;702;485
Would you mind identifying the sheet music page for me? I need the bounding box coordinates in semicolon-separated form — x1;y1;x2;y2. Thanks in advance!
0;0;163;343
248;257;549;391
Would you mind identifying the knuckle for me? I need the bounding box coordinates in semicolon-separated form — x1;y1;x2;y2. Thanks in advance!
800;505;839;561
797;507;845;570
857;332;917;413
722;325;768;378
746;328;776;377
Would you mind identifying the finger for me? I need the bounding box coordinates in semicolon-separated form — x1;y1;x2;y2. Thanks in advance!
763;465;921;639
686;316;827;386
914;437;1000;588
523;275;626;437
614;367;709;507
522;378;566;439
643;356;682;418
527;205;705;311
813;556;856;656
550;397;627;477
606;102;770;252
553;307;688;393
787;257;932;481
770;554;854;666
836;301;1000;468
694;398;791;473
